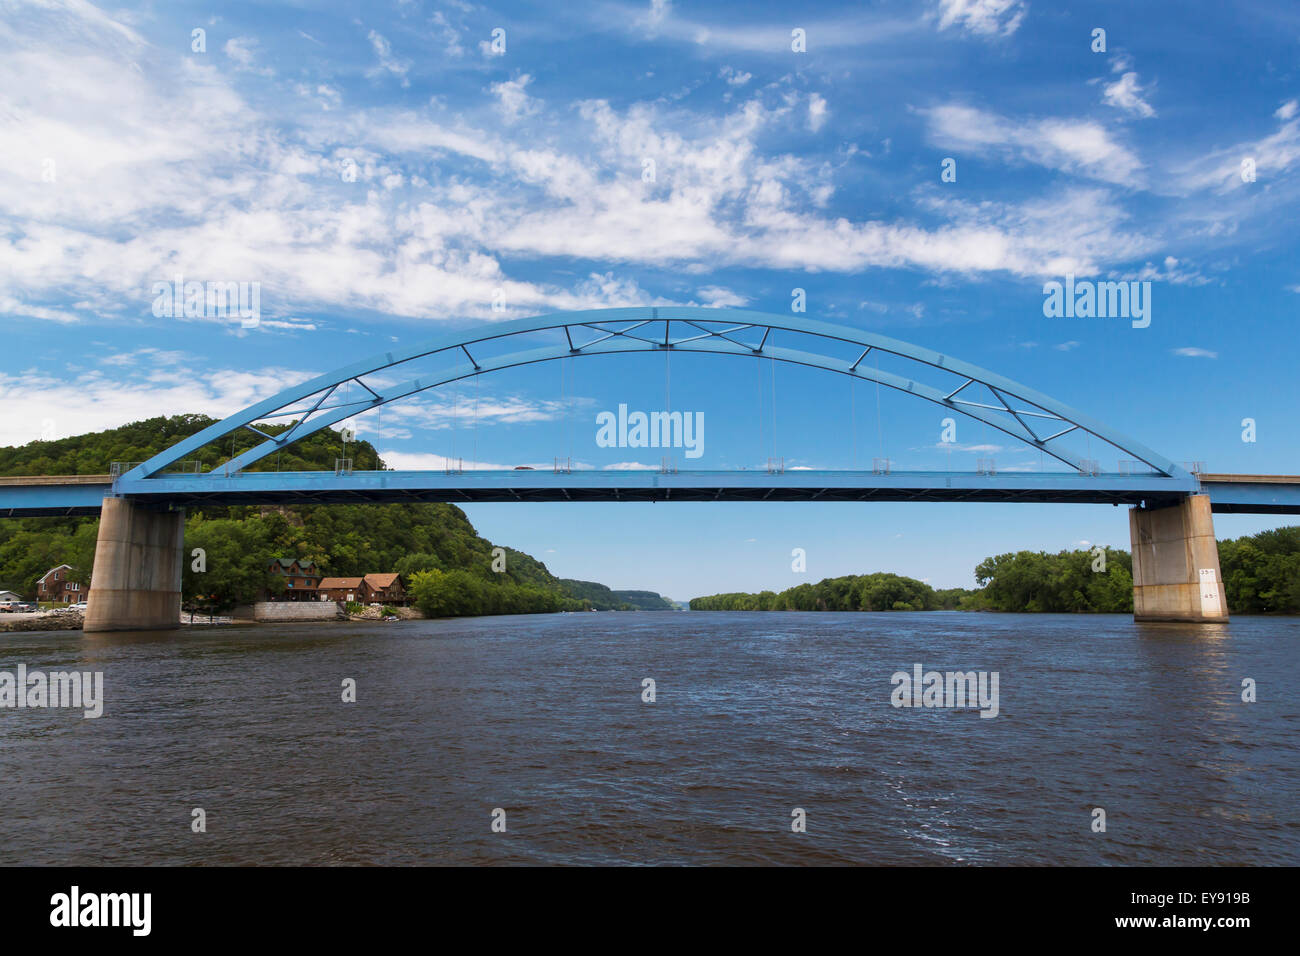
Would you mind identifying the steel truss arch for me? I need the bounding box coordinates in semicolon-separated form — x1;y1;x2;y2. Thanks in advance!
123;307;1188;482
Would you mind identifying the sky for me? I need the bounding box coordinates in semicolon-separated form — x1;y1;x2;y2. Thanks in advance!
1;0;1298;601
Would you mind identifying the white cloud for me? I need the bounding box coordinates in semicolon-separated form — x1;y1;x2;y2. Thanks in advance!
808;93;829;132
1102;72;1155;118
719;66;752;87
642;0;672;34
99;347;190;367
366;31;410;87
296;83;342;110
1120;256;1209;286
383;393;580;432
1172;112;1300;194
928;442;1004;452
600;5;918;52
1276;99;1298;120
224;37;273;75
0;361;302;446
933;0;1027;38
1171;347;1217;359
0;295;81;324
924;104;1143;185
695;286;748;307
431;11;464;58
491;74;540;123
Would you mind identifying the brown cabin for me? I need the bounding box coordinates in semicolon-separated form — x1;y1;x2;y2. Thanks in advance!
363;573;406;606
266;558;322;601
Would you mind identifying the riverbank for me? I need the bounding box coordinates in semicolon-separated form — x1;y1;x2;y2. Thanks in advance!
2;604;426;632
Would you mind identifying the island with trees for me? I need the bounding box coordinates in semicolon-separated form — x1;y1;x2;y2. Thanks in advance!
690;529;1300;614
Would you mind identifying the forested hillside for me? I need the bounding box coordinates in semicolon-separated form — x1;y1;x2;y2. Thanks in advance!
0;416;673;617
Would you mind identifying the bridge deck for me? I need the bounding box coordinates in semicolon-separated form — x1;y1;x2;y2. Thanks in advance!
0;471;1295;515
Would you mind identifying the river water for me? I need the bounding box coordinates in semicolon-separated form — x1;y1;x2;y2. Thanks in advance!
0;611;1296;865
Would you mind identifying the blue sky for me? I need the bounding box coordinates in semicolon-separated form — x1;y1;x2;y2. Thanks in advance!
1;0;1298;600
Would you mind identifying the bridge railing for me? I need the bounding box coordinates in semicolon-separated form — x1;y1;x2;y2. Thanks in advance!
111;460;201;478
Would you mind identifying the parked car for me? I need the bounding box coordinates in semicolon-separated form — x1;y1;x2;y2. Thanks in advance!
68;602;88;611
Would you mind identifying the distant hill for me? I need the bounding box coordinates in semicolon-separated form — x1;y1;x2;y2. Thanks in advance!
558;579;673;611
611;589;677;610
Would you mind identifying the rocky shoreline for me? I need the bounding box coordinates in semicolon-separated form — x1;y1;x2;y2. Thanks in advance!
0;610;84;632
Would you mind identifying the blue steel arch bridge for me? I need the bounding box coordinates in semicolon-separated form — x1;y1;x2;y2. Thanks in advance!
0;307;1296;630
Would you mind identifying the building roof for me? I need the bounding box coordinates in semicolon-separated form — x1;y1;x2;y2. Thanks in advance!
37;564;74;583
318;577;364;589
364;573;401;588
271;557;318;571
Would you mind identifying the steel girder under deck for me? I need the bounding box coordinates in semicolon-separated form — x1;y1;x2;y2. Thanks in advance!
110;468;1197;508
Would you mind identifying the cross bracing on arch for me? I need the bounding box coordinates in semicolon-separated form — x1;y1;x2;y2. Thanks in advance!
121;307;1188;482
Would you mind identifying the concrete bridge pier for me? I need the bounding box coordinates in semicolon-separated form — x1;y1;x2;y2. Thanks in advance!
1129;494;1228;623
84;497;185;632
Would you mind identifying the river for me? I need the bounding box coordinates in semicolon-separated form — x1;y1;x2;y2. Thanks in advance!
1;611;1296;865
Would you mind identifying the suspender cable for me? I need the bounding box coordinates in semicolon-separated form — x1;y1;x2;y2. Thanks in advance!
874;351;884;461
561;356;568;467
851;378;856;470
770;355;777;463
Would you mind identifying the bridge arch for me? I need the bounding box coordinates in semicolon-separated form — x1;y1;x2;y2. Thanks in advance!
123;307;1186;481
